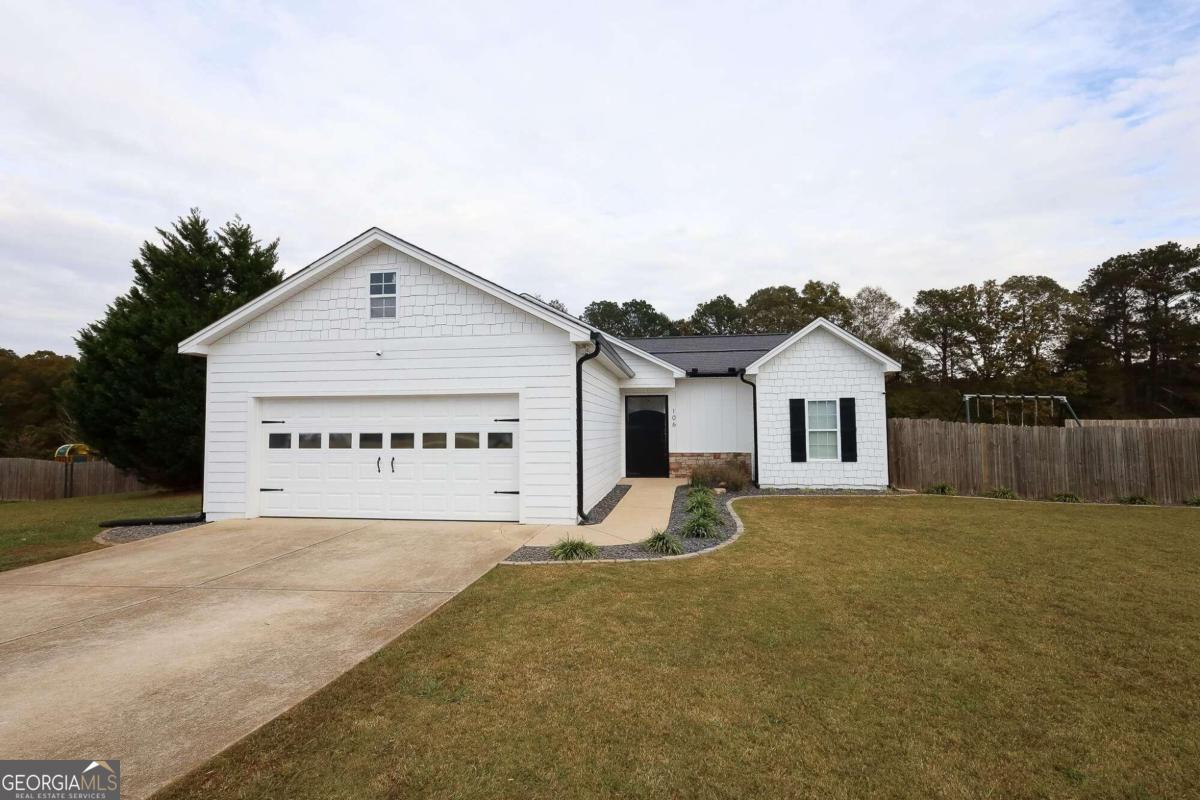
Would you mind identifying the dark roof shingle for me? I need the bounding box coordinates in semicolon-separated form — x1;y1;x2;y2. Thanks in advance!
621;333;790;374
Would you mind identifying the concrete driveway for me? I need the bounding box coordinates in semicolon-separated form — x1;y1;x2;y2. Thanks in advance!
0;517;532;799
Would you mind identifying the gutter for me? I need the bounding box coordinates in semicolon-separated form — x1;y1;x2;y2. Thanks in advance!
576;331;603;522
738;369;759;486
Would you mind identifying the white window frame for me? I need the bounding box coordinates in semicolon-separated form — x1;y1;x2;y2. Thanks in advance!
369;271;397;319
806;399;840;461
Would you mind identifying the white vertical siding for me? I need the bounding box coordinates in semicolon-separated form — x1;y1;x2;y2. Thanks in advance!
756;327;889;488
581;357;622;512
670;378;754;453
201;243;579;524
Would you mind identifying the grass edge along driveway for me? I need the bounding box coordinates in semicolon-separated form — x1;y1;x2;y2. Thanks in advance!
0;490;201;572
155;495;1200;800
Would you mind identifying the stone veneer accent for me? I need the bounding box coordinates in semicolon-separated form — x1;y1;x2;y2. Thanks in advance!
669;452;751;479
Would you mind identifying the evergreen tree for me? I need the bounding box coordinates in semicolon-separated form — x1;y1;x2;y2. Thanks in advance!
62;210;282;488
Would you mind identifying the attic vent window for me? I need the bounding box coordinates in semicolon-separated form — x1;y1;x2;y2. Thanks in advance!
369;271;397;318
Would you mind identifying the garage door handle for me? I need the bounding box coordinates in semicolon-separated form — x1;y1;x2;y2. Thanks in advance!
390;457;395;473
376;457;381;473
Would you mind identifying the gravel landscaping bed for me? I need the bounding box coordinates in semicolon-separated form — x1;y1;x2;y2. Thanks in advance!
95;522;205;544
583;483;630;525
505;486;891;563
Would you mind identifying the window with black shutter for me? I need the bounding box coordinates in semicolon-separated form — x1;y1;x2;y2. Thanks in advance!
839;397;857;462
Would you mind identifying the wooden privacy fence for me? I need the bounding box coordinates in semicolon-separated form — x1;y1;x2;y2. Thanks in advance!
0;458;145;501
1072;417;1200;429
888;418;1200;504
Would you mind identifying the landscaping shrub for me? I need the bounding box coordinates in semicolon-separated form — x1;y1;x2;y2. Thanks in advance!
689;459;752;491
643;529;684;555
1186;497;1200;507
682;513;720;539
924;483;956;496
984;486;1018;500
550;537;599;561
685;488;716;515
1052;492;1081;503
1118;494;1152;506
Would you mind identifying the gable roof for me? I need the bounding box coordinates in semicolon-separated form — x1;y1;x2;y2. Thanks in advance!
622;333;790;374
519;294;686;378
178;228;594;355
743;317;902;374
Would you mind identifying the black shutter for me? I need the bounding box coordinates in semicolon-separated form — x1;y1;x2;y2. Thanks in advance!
839;397;857;462
789;399;806;462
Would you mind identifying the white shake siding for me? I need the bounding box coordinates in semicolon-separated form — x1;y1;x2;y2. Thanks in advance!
580;357;622;512
755;327;889;489
201;243;578;524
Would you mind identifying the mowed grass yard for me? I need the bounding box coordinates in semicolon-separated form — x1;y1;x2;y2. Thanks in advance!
158;497;1200;800
0;490;201;572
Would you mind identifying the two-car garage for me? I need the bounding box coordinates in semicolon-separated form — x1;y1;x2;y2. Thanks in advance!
256;395;520;521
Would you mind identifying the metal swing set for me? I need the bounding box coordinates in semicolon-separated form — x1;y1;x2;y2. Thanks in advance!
962;394;1081;426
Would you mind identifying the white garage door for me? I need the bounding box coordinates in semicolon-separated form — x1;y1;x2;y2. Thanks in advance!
257;395;519;521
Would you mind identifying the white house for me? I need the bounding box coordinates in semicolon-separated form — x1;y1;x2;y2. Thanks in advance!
179;228;901;525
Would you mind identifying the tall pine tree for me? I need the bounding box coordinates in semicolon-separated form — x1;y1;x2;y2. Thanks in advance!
63;210;282;488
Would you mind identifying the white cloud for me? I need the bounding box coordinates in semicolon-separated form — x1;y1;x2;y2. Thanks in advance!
0;0;1197;353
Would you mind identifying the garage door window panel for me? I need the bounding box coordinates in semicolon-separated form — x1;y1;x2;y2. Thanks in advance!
359;433;383;449
298;433;322;449
487;432;513;449
423;432;447;449
329;433;352;449
268;433;291;449
455;432;480;449
391;433;414;449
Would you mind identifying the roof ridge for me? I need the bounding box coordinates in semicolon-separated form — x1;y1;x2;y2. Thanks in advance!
623;332;790;340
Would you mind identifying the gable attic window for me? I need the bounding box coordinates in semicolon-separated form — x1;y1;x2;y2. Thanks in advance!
369;271;397;318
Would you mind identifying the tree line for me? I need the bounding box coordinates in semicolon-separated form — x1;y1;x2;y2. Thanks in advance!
578;242;1200;420
1;208;1194;488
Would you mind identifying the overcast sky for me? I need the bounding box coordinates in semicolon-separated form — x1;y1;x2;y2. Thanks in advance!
1;1;1198;355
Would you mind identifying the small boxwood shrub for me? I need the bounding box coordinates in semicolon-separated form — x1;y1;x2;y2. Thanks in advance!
1052;492;1081;503
689;459;752;491
1186;497;1200;507
984;486;1018;500
1119;494;1152;506
550;537;599;561
643;529;684;555
924;483;956;496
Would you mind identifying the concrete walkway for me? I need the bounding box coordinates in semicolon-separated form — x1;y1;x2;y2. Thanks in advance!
523;478;684;546
0;518;532;799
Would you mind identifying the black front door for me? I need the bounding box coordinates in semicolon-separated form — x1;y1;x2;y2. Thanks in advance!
625;395;669;477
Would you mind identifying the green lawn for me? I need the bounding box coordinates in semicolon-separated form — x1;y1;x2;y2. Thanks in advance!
0;490;201;572
157;497;1200;799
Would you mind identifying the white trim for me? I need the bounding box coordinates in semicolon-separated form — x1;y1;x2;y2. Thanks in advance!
744;317;902;374
806;398;840;461
607;337;687;379
368;269;397;319
179;228;592;354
